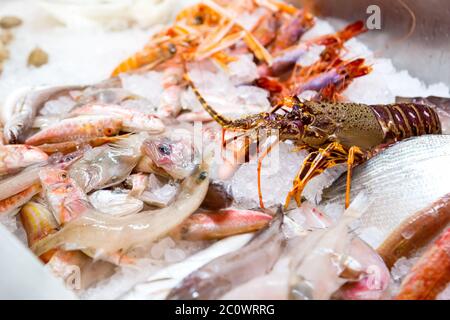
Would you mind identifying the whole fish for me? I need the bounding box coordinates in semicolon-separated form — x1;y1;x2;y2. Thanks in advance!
0;144;48;175
69;104;165;133
69;134;145;193
167;211;286;300
25;115;122;145
321;135;450;249
2;85;85;144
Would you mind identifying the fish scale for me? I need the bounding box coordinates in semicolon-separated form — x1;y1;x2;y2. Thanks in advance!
322;135;450;248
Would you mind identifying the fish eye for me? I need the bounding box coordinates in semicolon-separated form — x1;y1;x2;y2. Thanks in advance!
104;128;113;135
158;143;171;155
194;15;204;25
168;43;177;54
198;171;208;181
60;172;67;179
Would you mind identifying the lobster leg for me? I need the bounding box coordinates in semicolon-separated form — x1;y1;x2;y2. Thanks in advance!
345;146;364;209
284;142;349;209
257;139;280;209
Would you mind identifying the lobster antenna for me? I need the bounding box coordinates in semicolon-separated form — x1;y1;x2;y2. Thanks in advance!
184;73;233;127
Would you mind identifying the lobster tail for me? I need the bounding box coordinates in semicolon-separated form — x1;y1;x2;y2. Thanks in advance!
371;103;442;142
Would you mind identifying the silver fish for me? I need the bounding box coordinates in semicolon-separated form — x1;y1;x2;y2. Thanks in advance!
166;210;286;300
2;85;85;143
321;135;450;248
121;233;253;300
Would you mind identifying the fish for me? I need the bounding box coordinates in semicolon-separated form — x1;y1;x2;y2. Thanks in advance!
321;135;450;249
0;183;41;216
69;103;165;134
167;210;286;300
88;189;144;216
25;115;122;146
121;233;253;300
32;157;211;256
139;174;179;208
0;144;48;175
35;135;128;154
172;209;272;241
288;193;389;300
377;193;450;269
126;173;148;198
200;180;234;210
69;133;146;193
20;201;58;247
141;133;199;180
395;227;450;300
39;167;90;225
221;200;389;300
332;237;391;300
45;250;116;291
2;85;85;144
0;148;85;202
